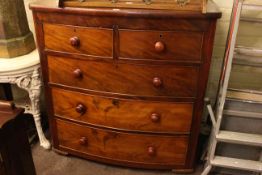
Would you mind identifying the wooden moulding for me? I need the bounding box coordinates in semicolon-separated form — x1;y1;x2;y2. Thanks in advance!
59;0;208;13
0;0;35;58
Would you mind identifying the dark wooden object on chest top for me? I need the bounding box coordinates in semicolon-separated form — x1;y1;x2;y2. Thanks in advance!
0;101;36;175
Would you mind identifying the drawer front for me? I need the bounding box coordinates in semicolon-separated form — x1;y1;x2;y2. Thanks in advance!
48;56;199;97
56;119;189;165
44;23;113;57
119;30;203;62
52;88;193;133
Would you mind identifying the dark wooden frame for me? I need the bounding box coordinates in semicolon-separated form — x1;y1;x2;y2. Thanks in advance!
0;101;36;175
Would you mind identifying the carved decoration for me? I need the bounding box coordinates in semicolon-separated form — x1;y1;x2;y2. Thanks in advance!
176;0;190;6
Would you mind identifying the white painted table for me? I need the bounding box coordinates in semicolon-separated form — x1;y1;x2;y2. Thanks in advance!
0;50;51;149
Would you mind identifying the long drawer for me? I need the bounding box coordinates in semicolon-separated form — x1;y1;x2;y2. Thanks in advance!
119;29;203;62
44;23;113;57
51;88;193;133
56;119;189;166
47;56;199;98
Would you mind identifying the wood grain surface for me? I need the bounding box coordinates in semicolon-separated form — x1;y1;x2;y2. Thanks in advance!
51;88;193;133
119;29;203;61
44;23;113;57
48;56;199;98
56;119;189;166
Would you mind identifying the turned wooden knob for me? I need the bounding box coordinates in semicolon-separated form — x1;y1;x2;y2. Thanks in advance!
152;77;163;87
151;113;161;123
154;41;165;53
73;69;83;79
79;137;88;146
70;36;80;47
75;103;87;114
148;146;156;156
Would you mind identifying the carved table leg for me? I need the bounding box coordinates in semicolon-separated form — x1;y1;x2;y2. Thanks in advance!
29;68;51;149
15;68;51;150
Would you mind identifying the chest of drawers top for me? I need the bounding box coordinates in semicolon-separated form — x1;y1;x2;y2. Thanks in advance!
30;0;220;172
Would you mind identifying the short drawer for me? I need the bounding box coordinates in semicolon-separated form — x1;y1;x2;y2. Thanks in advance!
44;23;113;57
119;30;203;62
48;56;199;98
51;88;193;133
56;119;189;166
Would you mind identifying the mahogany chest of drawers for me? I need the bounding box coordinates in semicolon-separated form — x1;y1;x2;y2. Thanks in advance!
30;0;221;172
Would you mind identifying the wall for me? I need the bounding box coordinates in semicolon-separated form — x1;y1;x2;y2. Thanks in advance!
24;0;38;37
204;0;262;120
205;0;234;105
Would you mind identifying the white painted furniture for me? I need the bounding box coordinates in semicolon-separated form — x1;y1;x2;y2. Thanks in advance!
0;49;51;150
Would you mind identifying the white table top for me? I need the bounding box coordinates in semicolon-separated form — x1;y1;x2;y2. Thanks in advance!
0;50;40;73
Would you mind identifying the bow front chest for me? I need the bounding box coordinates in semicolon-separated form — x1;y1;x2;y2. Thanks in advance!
30;0;221;172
